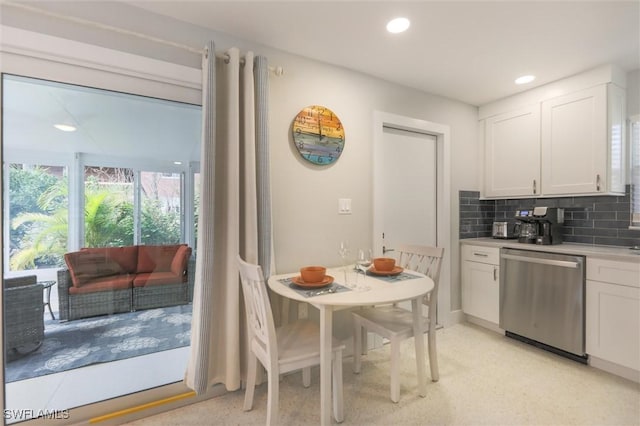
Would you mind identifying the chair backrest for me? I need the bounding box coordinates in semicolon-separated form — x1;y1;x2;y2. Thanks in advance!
4;275;37;289
237;255;278;362
395;245;445;310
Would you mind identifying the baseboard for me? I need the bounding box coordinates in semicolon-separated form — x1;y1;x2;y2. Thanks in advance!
464;314;504;335
589;356;640;383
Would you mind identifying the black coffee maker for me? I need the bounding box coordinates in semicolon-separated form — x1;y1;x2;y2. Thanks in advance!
515;207;564;245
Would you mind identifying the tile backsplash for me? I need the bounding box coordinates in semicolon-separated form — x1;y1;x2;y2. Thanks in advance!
459;186;640;247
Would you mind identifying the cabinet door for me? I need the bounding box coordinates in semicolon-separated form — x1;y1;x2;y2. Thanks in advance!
484;106;541;197
462;260;499;324
541;85;607;195
586;280;640;370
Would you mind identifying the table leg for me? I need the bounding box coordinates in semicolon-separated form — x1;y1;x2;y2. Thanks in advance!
320;306;333;425
412;297;427;397
45;286;55;320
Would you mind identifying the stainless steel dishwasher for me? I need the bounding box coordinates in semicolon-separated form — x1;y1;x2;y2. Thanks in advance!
499;248;587;362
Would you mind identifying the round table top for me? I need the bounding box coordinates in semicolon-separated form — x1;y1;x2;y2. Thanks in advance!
268;266;434;307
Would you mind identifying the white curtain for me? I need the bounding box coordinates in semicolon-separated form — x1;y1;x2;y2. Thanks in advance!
185;41;273;393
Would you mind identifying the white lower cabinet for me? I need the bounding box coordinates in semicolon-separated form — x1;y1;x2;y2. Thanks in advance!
586;258;640;372
461;245;500;324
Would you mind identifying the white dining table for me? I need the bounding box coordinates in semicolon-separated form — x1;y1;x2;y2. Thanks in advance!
267;266;435;425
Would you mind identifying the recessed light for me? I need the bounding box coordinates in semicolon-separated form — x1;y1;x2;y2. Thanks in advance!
173;161;183;165
387;17;410;34
515;75;536;85
53;124;77;132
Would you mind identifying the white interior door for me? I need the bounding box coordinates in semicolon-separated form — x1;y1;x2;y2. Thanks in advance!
378;126;437;255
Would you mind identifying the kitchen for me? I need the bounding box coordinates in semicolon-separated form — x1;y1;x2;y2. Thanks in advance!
0;1;639;424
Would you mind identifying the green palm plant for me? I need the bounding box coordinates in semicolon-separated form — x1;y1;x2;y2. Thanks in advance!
10;180;134;270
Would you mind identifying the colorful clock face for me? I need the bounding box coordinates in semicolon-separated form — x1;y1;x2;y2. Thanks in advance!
292;105;345;165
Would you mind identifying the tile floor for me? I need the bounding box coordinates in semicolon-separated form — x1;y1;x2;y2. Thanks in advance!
126;322;640;425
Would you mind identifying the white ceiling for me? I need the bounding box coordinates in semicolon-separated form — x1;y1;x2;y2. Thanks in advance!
128;0;640;106
2;76;202;162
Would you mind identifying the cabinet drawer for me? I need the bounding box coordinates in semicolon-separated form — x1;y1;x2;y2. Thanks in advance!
462;245;500;265
587;258;640;288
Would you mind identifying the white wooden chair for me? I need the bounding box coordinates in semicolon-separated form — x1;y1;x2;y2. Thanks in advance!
352;245;444;403
237;255;345;425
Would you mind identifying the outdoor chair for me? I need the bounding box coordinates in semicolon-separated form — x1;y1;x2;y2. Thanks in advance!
352;244;444;402
237;255;345;425
3;275;45;360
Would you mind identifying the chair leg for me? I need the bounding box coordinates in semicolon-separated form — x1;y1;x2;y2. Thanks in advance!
428;323;439;382
302;367;311;388
390;337;401;403
361;326;368;355
266;366;279;426
353;320;362;374
332;349;344;423
243;352;258;411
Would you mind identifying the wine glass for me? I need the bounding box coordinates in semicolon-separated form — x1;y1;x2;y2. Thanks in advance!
338;241;351;284
356;248;372;274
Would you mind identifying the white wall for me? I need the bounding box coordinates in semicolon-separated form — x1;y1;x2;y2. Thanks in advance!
628;69;640;117
266;52;477;315
0;2;479;317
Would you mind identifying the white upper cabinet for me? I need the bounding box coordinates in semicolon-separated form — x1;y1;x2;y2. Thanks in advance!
484;105;541;197
479;65;626;199
541;84;625;196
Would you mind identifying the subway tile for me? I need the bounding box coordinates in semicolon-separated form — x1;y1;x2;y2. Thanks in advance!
617;211;631;222
458;186;633;247
618;228;640;239
588;211;617;220
574;227;618;237
564;219;594;228
460;204;480;212
594;202;629;212
593;220;632;229
594;236;640;247
568;211;588;220
564;235;595;244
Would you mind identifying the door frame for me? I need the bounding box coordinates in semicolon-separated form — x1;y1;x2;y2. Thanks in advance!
372;111;451;326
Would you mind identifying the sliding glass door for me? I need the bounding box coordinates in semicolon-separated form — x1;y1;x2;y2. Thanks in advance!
2;74;201;422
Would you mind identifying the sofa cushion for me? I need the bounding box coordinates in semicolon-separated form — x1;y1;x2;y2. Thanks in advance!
81;246;138;274
133;272;183;287
170;245;192;279
65;251;123;288
67;274;134;294
137;244;186;273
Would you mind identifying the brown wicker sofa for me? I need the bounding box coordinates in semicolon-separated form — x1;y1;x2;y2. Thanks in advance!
57;244;194;321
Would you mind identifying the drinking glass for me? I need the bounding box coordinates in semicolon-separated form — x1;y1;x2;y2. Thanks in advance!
338;241;351;284
356;248;373;274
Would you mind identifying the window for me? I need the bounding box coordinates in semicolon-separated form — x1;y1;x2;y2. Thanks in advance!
7;163;68;271
631;116;640;227
83;166;135;247
140;171;183;245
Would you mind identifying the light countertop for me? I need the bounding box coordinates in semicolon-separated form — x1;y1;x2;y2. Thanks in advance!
460;238;640;262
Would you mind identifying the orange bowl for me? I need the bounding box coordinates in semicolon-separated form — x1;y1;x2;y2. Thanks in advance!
373;257;396;271
300;266;326;283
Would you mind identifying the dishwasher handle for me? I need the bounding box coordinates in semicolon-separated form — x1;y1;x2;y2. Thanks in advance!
501;253;582;269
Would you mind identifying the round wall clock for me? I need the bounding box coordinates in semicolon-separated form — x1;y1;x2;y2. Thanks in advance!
292;105;345;165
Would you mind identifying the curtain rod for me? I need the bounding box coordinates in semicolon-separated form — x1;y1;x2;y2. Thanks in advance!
4;1;284;76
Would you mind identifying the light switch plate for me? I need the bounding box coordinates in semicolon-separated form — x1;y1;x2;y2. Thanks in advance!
338;198;352;214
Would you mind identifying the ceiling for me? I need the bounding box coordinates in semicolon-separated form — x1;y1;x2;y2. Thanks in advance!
2;75;202;162
128;1;640;106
